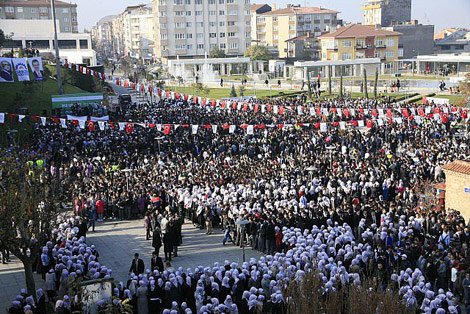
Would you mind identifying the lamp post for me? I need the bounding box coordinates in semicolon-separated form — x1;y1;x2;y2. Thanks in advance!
51;0;63;94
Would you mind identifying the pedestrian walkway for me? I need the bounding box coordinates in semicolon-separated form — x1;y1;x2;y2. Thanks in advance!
87;220;261;284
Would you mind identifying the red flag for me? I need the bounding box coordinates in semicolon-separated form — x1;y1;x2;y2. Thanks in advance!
163;124;171;135
342;108;349;117
243;103;248;111
351;120;358;127
87;121;95;132
402;108;409;118
371;109;378;117
418;108;425;117
125;123;133;134
254;104;259;113
441;113;449;123
211;99;216;107
462;109;468;119
366;119;373;128
279;106;285;115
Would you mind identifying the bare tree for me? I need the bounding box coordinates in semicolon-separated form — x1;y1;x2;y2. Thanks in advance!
0;153;58;300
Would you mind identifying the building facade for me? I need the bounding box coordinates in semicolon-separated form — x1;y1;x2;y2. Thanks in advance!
91;15;117;58
152;0;251;60
0;0;78;33
319;24;401;64
121;4;154;61
385;21;434;58
253;5;339;59
362;0;411;27
250;3;271;45
0;19;96;65
442;160;470;221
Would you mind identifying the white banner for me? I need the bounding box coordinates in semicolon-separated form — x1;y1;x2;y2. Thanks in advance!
98;121;105;130
90;115;110;122
40;117;47;126
212;125;218;134
12;58;30;81
229;125;236;134
191;125;198;135
0;58;14;82
247;125;254;135
67;115;88;122
60;118;67;129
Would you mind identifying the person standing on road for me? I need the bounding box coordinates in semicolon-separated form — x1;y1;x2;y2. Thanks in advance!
152;227;162;257
129;253;145;275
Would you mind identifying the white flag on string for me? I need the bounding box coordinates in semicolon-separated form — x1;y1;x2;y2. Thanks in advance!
229;125;236;133
191;125;198;135
247;125;254;135
40;117;46;126
60;118;67;129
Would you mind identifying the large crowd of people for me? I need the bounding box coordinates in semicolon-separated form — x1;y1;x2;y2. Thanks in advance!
4;88;470;313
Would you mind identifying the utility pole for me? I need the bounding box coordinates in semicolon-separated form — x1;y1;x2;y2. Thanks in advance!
51;0;63;94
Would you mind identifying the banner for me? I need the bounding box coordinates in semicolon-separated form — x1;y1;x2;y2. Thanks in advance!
0;58;14;82
28;57;44;81
12;58;30;81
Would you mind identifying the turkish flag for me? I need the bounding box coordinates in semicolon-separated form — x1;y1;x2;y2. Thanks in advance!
87;121;95;132
254;104;259;113
441;113;449;123
342;108;349;117
402;108;409;118
418;108;425;117
462;109;468;119
366;119;373;128
351;120;358;127
125;123;134;134
163;124;171;135
243;103;248;111
371;109;378;117
211;99;216;107
279;106;285;115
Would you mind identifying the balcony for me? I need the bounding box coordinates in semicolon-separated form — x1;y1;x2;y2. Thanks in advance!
375;44;386;48
356;44;367;49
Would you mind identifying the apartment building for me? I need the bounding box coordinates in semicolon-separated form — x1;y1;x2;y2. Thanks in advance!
91;15;117;58
152;0;251;60
121;4;154;61
319;24;401;63
252;5;339;59
250;3;271;45
362;0;411;27
0;0;78;33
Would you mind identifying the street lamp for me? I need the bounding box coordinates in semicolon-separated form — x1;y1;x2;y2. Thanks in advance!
51;0;63;94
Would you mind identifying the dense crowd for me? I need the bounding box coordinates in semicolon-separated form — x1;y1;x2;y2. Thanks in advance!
5;91;470;313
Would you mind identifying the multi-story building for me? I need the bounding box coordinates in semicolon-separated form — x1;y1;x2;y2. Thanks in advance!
91;15;117;58
111;13;125;57
319;24;401;63
0;19;96;65
250;3;271;45
362;0;411;27
384;21;434;58
252;4;339;59
0;0;78;33
152;0;251;60
121;4;154;62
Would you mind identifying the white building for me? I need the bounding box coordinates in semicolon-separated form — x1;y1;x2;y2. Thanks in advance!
91;15;117;58
0;19;96;65
121;4;154;62
152;0;251;61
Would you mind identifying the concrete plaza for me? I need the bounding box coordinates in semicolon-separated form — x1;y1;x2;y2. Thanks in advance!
0;219;260;310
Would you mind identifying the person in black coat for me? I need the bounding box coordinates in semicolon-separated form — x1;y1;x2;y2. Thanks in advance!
129;253;145;275
150;251;164;272
152;227;162;257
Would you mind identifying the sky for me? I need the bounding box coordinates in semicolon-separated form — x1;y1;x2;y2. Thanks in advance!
74;0;470;32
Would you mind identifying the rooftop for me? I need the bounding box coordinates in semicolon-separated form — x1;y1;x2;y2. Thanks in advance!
443;160;470;175
263;6;338;16
319;24;401;39
0;0;77;7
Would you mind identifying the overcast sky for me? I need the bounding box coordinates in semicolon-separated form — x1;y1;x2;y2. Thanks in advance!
74;0;470;32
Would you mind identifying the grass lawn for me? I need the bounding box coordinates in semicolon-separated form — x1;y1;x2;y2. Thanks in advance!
0;78;85;115
164;86;289;99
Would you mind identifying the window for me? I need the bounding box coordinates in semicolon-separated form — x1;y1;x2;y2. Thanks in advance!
386;38;395;47
187;44;193;49
196;33;203;38
64;17;70;23
175;44;186;49
219;0;224;3
209;0;215;3
185;0;191;3
62;8;69;13
324;19;330;24
64;26;71;32
195;0;202;4
227;21;235;26
16;7;23;13
376;39;384;46
175;33;185;39
175;22;184;28
196;22;204;27
160;34;168;39
228;32;235;37
219;21;225;27
160;23;167;29
227;0;234;3
385;51;394;58
219;32;225;38
228;10;237;15
5;6;14;13
175;11;184;16
220;43;226;49
197;44;204;49
375;51;381;58
186;11;191;16
209;22;216;27
174;0;183;5
159;0;167;4
186;33;193;39
160;11;167;16
30;7;37;13
228;42;238;49
71;16;77;22
342;40;351;47
219;10;225;15
341;53;351;60
245;32;250;38
273;17;278;22
186;22;192;27
209;10;216;16
39;7;48;13
209;33;217;38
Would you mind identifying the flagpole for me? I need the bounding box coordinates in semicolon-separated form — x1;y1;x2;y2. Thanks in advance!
51;0;63;94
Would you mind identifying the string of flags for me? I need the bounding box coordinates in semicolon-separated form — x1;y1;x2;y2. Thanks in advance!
63;61;105;81
0;103;467;135
113;78;468;120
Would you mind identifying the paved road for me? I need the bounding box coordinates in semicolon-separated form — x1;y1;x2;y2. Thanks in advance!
87;220;261;283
